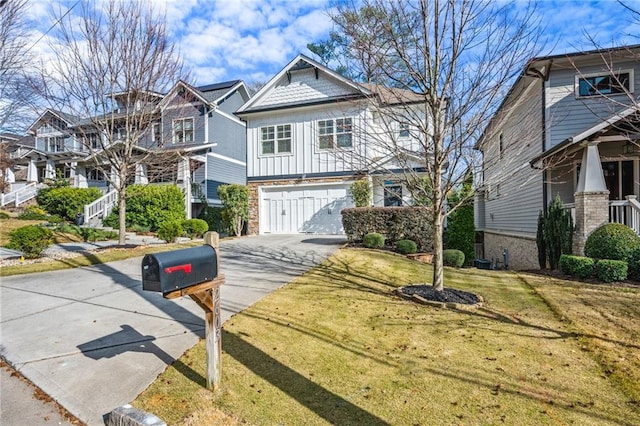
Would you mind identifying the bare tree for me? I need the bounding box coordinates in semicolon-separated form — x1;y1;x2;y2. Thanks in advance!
0;0;39;131
43;0;186;244
327;0;542;290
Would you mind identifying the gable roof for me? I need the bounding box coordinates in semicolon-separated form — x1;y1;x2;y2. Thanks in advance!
159;79;249;110
236;54;372;115
26;109;80;134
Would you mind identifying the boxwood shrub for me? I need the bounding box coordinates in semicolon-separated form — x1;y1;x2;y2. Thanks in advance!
584;223;640;261
6;225;53;258
395;239;417;255
157;220;183;243
342;207;433;251
594;259;628;283
559;254;595;279
443;249;465;267
363;233;385;249
181;218;209;239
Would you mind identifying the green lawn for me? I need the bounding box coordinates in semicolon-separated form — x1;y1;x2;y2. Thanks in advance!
134;249;640;425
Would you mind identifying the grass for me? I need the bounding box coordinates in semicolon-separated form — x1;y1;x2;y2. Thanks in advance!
134;249;640;425
0;218;84;246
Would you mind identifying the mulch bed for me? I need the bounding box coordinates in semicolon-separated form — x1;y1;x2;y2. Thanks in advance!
399;285;482;305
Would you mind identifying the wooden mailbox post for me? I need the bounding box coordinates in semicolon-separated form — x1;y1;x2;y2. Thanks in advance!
141;231;224;391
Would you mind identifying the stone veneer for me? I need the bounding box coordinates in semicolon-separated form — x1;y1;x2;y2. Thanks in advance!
247;175;357;235
572;191;609;256
483;230;539;270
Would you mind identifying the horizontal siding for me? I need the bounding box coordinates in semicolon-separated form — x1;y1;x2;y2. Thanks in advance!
161;103;206;144
206;154;246;190
548;163;575;204
482;79;544;235
209;111;246;160
218;91;247;115
546;60;640;148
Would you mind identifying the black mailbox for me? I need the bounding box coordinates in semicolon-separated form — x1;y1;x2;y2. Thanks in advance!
142;245;217;295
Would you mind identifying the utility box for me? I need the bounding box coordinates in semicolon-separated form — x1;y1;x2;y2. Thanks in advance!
475;259;492;270
142;245;217;295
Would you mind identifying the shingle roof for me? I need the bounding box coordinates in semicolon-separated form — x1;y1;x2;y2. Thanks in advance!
196;80;241;104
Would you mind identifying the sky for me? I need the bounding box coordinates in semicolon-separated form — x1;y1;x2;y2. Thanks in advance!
19;0;640;89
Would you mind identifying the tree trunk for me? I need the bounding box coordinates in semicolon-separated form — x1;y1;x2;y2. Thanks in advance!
432;208;444;291
118;189;127;245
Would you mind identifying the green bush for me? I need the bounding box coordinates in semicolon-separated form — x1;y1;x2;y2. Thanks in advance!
181;218;209;239
128;224;151;234
105;185;185;231
542;195;573;270
594;259;628;283
198;206;227;235
559;254;595;279
626;247;640;281
6;225;53;258
395;239;417;255
349;180;372;207
584;223;640;261
0;211;10;219
157;220;183;243
218;184;249;237
363;233;385;249
443;249;465;267
446;203;474;266
18;206;49;220
536;211;546;269
342;207;433;251
36;187;102;221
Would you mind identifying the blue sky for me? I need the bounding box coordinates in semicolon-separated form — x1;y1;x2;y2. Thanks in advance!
23;0;640;87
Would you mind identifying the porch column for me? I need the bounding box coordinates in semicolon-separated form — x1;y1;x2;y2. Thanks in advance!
75;165;88;188
135;163;148;184
45;160;55;180
177;157;192;218
27;159;38;182
573;142;609;255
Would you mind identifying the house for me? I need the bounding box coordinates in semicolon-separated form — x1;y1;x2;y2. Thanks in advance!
236;54;427;235
4;80;249;220
475;45;640;269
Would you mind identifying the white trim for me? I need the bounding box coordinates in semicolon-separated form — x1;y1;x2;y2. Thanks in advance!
164;102;203;110
212;81;247;105
172;117;195;144
259;180;356;191
207;152;246;166
572;106;638;144
574;68;635;98
204;106;209;143
212;107;246;126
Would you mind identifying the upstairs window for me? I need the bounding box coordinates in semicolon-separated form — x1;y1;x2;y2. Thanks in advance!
173;118;193;143
577;71;632;97
84;133;99;150
152;122;162;146
47;136;65;152
260;124;292;155
318;117;352;150
399;122;410;138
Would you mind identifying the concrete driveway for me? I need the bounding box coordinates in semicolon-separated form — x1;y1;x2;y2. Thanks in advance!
0;234;345;425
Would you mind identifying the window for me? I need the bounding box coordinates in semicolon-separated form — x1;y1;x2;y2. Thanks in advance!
384;184;403;206
152;122;161;146
499;133;504;159
399;122;410;138
173;118;194;143
85;133;99;150
87;168;106;181
260;124;292;155
47;136;64;152
318;118;352;150
577;71;632;97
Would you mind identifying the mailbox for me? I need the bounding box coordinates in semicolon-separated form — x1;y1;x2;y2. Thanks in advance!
142;245;217;295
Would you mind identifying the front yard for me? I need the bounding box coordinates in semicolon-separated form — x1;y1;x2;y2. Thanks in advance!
134;249;640;425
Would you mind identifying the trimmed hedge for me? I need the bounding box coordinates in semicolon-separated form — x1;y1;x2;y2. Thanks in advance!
37;187;102;221
395;239;417;255
594;259;628;283
104;185;185;231
341;207;433;251
6;225;53;258
181;218;209;239
584;223;640;261
443;249;465;267
363;233;385;249
627;247;640;281
559;254;595;279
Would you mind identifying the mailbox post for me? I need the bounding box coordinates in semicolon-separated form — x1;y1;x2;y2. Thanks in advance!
141;231;224;391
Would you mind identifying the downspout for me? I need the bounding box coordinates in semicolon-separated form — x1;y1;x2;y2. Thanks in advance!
541;77;548;211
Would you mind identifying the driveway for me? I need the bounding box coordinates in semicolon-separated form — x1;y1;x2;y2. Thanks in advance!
0;234;345;425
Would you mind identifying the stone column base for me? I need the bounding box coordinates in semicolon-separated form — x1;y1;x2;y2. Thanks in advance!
573;191;609;255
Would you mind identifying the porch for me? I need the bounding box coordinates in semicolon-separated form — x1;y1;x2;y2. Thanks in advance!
565;195;640;235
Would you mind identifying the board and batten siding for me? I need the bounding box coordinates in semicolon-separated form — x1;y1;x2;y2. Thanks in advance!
545;60;640;149
483;78;544;236
246;105;369;179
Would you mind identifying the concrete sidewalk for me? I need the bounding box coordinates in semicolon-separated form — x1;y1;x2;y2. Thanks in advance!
0;235;345;425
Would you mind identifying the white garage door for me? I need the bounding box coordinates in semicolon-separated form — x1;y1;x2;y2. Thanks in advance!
260;184;353;234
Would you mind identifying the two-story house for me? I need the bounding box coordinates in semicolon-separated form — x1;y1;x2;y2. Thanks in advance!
475;45;640;269
6;80;249;219
236;54;425;235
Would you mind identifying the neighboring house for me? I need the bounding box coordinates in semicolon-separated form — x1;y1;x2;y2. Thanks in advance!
236;54;426;235
0;132;35;194
5;80;249;218
475;45;640;269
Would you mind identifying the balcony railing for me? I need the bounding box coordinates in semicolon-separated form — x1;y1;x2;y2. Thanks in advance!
564;195;640;235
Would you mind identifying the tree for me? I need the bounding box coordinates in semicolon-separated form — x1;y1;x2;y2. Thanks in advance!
325;0;541;290
218;184;249;237
42;0;185;244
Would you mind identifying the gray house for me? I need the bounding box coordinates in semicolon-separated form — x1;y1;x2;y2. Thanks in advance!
475;45;640;269
4;80;249;220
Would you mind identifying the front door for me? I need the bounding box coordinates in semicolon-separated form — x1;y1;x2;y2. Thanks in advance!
602;160;634;200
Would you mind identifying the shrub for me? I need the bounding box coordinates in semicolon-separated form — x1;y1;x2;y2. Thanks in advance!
6;225;53;258
594;259;628;283
0;211;10;219
443;249;465;267
349;180;372;207
536;211;546;269
198;206;227;235
341;207;433;251
18;206;49;220
105;185;185;231
446;203;474;266
129;224;151;234
157;220;183;243
36;187;102;221
559;254;595;279
218;184;249;237
395;239;417;255
182;218;209;239
543;195;573;270
626;247;640;281
584;223;640;261
363;233;385;249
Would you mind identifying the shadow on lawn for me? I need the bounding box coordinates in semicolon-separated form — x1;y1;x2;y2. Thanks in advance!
223;330;390;426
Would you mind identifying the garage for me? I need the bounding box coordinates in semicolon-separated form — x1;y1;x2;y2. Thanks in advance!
260;184;354;234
